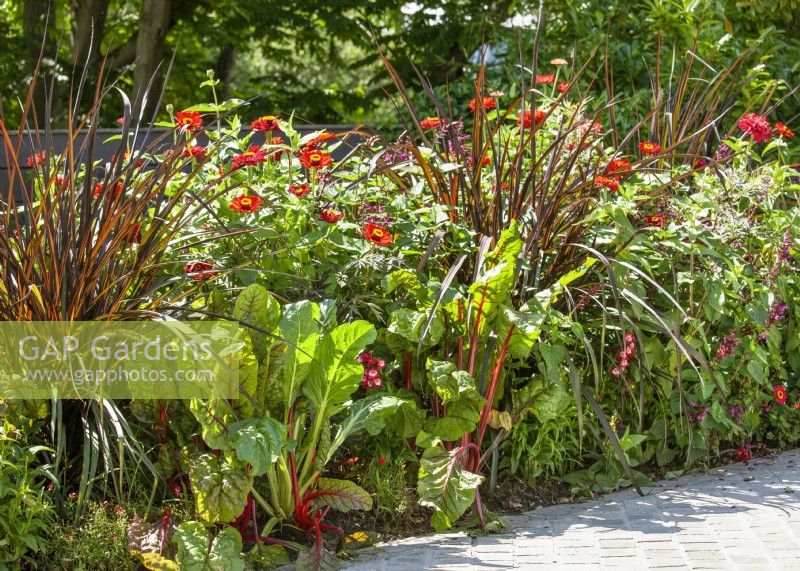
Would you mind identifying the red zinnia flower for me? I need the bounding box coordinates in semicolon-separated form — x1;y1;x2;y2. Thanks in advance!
297;148;332;169
535;74;555;84
594;175;620;192
267;136;286;160
775;122;795;139
644;213;666;227
319;208;344;223
556;82;570;94
26;151;46;167
419;117;442;129
638;141;661;155
175;110;203;132
230;194;264;213
518;109;546;129
738;113;771;142
468;96;497;113
607;158;631;175
184;261;216;281
774;385;787;405
182;145;207;160
363;223;393;246
288;183;310;198
250;115;281;132
232;145;268;169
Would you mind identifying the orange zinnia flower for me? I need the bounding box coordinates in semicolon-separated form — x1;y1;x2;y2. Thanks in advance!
363;223;393;246
182;145;207;160
775;122;795;139
468;96;497;113
230;194;264;213
319;208;344;223
175;110;203;132
535;74;555;84
250;115;281;132
298;148;332;169
638;141;661;155
556;82;570;94
594;175;620;192
606;158;631;175
305;132;337;149
419;117;442;129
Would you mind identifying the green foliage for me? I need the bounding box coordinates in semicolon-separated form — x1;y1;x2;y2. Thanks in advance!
173;522;244;571
417;441;483;532
0;423;55;569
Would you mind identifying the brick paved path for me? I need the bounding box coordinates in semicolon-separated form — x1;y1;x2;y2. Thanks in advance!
342;449;800;570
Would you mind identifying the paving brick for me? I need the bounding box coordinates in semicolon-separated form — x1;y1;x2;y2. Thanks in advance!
341;450;800;571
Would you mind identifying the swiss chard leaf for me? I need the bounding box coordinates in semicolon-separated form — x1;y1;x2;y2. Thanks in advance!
173;522;244;571
417;442;483;531
189;454;253;523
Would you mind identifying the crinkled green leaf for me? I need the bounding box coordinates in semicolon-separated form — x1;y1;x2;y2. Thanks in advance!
189;454;253;523
189;399;233;450
387;394;426;438
310;478;373;512
233;284;281;362
227;417;286;476
424;398;482;441
385;308;443;351
427;361;480;403
173;522;244;571
386;269;431;307
417;442;483;531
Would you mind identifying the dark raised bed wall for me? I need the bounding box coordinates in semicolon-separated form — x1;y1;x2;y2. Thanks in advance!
0;125;366;198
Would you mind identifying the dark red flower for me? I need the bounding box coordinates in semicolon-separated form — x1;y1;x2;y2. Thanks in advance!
775;122;795;139
468;96;497;113
518;109;546;129
250;115;281;132
774;385;787;405
363;223;393;246
297;148;332;169
638;141;661;155
288;183;311;198
232;145;268;169
419;117;442;129
535;74;555;84
184;261;216;281
175;111;203;132
319;208;344;223
26;151;46;167
594;175;620;192
230;194;264;213
737;444;752;464
738;113;772;142
182;145;207;160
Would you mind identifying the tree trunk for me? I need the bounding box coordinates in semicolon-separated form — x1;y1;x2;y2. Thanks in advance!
132;0;171;123
214;45;237;101
71;0;112;67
